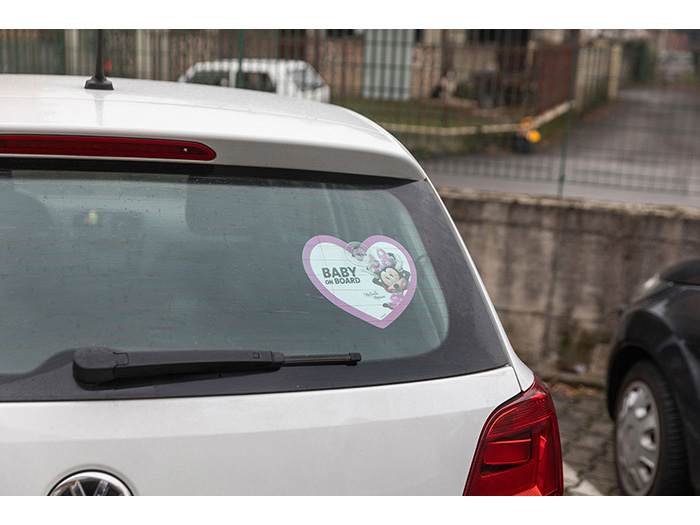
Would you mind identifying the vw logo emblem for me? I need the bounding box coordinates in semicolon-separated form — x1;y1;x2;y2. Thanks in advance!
49;471;132;496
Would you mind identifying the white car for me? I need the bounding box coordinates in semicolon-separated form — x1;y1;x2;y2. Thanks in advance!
0;73;561;496
177;58;331;103
657;52;697;82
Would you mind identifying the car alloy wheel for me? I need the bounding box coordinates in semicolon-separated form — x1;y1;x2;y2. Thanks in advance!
614;360;689;495
616;378;660;495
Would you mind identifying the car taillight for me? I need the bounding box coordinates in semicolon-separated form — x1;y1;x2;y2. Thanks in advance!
464;376;563;496
0;135;216;161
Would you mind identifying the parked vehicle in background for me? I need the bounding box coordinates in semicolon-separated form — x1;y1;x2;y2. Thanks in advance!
177;58;331;103
657;52;697;82
607;258;700;495
0;72;561;495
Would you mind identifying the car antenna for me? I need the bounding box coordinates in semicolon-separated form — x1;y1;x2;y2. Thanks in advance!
85;29;113;90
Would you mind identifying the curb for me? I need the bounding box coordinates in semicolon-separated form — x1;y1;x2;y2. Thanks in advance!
564;462;603;496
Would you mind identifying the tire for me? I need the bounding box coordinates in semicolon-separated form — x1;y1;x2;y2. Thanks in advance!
614;360;690;495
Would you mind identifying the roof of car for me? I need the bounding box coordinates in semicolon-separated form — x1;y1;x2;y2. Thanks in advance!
0;74;425;180
185;59;314;73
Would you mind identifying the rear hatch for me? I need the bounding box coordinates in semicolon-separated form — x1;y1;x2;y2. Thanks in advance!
0;158;523;494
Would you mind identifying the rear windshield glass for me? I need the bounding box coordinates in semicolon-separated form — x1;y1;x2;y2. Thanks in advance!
0;162;508;400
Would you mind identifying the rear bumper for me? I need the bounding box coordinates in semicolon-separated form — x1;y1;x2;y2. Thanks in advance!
0;365;522;495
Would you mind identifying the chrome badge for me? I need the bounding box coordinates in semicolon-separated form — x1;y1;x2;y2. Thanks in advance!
49;471;132;496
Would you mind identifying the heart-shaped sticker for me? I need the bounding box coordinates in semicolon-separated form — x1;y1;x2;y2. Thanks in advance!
302;235;417;328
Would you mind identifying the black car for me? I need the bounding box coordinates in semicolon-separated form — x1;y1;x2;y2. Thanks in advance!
607;258;700;495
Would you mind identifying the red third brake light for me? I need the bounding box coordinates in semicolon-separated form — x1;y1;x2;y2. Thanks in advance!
464;377;563;496
0;135;216;161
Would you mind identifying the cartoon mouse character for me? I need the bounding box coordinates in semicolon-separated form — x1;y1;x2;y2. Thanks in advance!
372;253;411;294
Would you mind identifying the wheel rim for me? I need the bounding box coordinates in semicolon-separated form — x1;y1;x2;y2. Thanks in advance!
616;380;661;495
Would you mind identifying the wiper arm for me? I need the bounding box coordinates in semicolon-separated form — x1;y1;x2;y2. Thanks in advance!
72;347;361;384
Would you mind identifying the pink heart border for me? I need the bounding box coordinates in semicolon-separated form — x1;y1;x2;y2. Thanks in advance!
302;235;417;329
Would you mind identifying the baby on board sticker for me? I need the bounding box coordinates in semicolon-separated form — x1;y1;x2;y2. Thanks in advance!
302;235;417;329
358;245;411;309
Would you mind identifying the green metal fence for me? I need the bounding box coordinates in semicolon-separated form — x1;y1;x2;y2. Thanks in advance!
2;29;699;200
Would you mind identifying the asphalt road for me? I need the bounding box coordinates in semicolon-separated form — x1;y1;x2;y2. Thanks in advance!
421;86;700;209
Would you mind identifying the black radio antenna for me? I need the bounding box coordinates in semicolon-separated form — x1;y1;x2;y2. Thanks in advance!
85;29;113;90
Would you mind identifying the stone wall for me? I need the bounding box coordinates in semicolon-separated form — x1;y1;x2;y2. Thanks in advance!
437;187;700;385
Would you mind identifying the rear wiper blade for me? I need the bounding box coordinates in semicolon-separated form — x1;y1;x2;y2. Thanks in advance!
72;347;361;384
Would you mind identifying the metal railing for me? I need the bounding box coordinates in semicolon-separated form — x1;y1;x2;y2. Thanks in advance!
2;29;699;201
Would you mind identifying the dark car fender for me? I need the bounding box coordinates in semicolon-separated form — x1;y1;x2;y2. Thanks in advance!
607;300;700;493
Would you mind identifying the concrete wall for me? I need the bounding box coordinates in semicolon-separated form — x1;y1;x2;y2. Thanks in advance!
437;187;700;385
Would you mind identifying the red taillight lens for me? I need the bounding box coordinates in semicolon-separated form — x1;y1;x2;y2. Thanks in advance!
0;135;216;161
464;377;563;496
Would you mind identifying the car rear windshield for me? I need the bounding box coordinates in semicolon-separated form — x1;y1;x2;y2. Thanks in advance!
0;160;508;400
